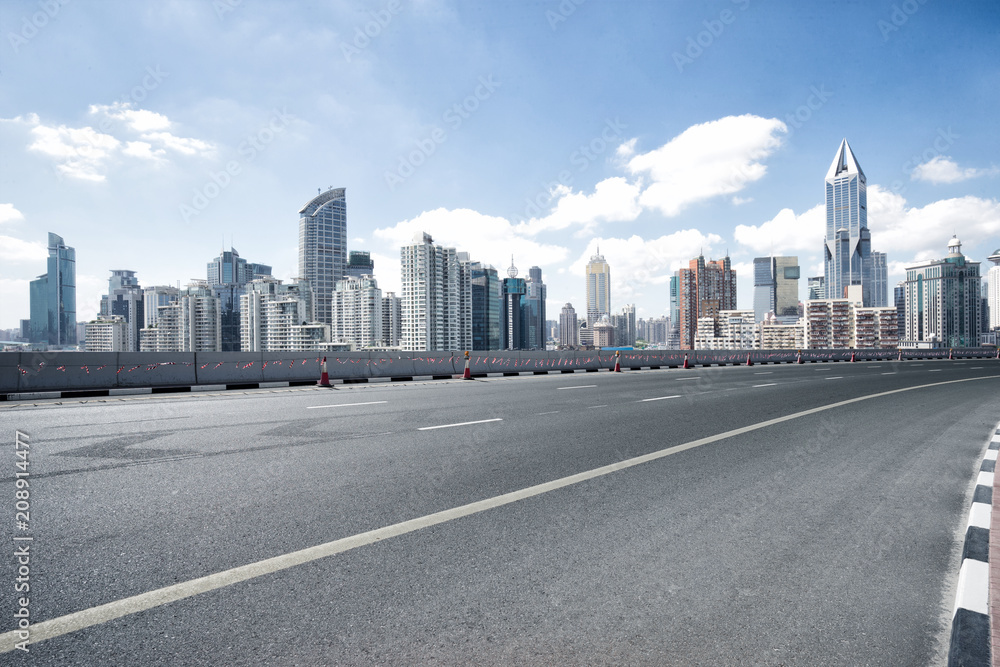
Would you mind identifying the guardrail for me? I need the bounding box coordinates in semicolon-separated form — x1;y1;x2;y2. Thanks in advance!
2;348;996;397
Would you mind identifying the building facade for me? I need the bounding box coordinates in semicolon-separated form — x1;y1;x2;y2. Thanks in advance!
85;315;127;352
29;232;76;347
753;256;800;322
585;249;611;324
330;275;383;349
903;236;982;348
382;292;402;348
824;139;872;304
872;251;889;308
240;276;326;351
345;250;374;279
559;303;578;347
140;282;222;352
470;262;500;350
988;248;1000;331
500;263;528;350
298;187;347;325
399;232;471;351
677;254;736;350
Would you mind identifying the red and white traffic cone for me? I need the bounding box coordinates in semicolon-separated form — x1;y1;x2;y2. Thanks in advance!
850;351;856;363
462;351;472;380
996;348;999;359
796;350;803;364
948;348;953;360
745;353;753;367
897;349;903;361
683;353;690;369
613;351;621;373
317;356;331;387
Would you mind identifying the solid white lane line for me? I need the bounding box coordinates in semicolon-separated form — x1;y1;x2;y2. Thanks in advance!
753;372;772;375
826;377;843;380
536;411;560;415
587;405;609;409
418;418;502;431
929;369;942;372
5;373;999;653
972;367;984;369
675;377;700;380
558;385;596;390
307;401;388;409
639;395;681;402
882;372;896;375
753;383;777;388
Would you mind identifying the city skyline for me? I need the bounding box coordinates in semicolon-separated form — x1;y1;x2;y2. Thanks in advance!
2;1;999;331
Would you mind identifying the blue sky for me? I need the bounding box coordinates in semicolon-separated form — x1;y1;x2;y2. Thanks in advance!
2;0;999;330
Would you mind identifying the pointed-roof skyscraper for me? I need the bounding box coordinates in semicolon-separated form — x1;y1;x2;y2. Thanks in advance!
824;139;872;304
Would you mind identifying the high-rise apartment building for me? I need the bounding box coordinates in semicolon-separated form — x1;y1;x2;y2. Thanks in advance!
207;247;271;351
585;249;611;324
330;275;383;349
399;232;470;351
85;315;127;352
893;282;906;341
29;233;76;347
140;282;222;352
101;270;144;352
382;292;402;347
611;304;636;347
240;276;328;351
143;286;180;329
903;236;982;348
668;275;680;348
872;251;888;308
559;303;578;347
807;276;825;301
677;254;736;350
299;187;347;325
345;251;375;279
988;248;1000;331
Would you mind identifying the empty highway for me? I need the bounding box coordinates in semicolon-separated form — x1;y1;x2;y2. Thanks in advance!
2;358;999;665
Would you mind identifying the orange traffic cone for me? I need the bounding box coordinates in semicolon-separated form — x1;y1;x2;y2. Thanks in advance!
683;353;690;369
796;350;803;364
613;350;621;372
897;349;903;361
317;356;331;387
948;348;953;360
850;351;856;362
745;353;753;367
462;351;472;380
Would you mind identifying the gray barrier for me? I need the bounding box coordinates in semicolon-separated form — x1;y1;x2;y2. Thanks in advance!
1;348;996;395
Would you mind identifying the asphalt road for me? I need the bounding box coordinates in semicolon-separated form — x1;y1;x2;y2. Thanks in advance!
1;358;999;665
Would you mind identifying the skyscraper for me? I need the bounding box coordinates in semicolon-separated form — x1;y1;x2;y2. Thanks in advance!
470;262;500;351
382;292;402;347
677;253;736;350
525;266;547;349
585;249;611;324
559;303;578;347
207;247;272;351
903;237;982;348
807;276;825;301
330;275;383;348
501;260;528;350
988;248;1000;330
299;187;347;325
101;271;144;352
29;233;76;347
824;139;871;303
399;232;470;351
872;251;888;308
753;256;799;322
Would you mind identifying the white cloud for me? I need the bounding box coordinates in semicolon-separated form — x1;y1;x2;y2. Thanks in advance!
734;204;824;254
568;229;724;306
627;114;787;217
0;278;31;329
868;185;1000;256
911;156;999;184
90;103;171;132
0;204;25;225
122;141;166;160
0;235;46;263
515;177;642;236
616;137;637;158
373;208;570;272
140;131;214;156
28;121;121;181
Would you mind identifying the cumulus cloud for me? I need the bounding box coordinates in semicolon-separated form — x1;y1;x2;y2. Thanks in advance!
373;207;570;272
0;204;25;225
4;104;214;181
515;177;642;236
0;236;46;263
733;204;824;254
868;184;1000;256
911;156;999;184
627;114;787;217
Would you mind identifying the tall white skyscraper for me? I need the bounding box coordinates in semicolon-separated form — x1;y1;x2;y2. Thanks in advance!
585;249;611;323
382;292;402;347
872;251;888;308
298;187;347;325
400;232;471;351
330;275;383;348
986;247;1000;330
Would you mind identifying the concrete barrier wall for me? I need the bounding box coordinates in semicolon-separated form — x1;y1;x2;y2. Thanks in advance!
1;348;995;394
